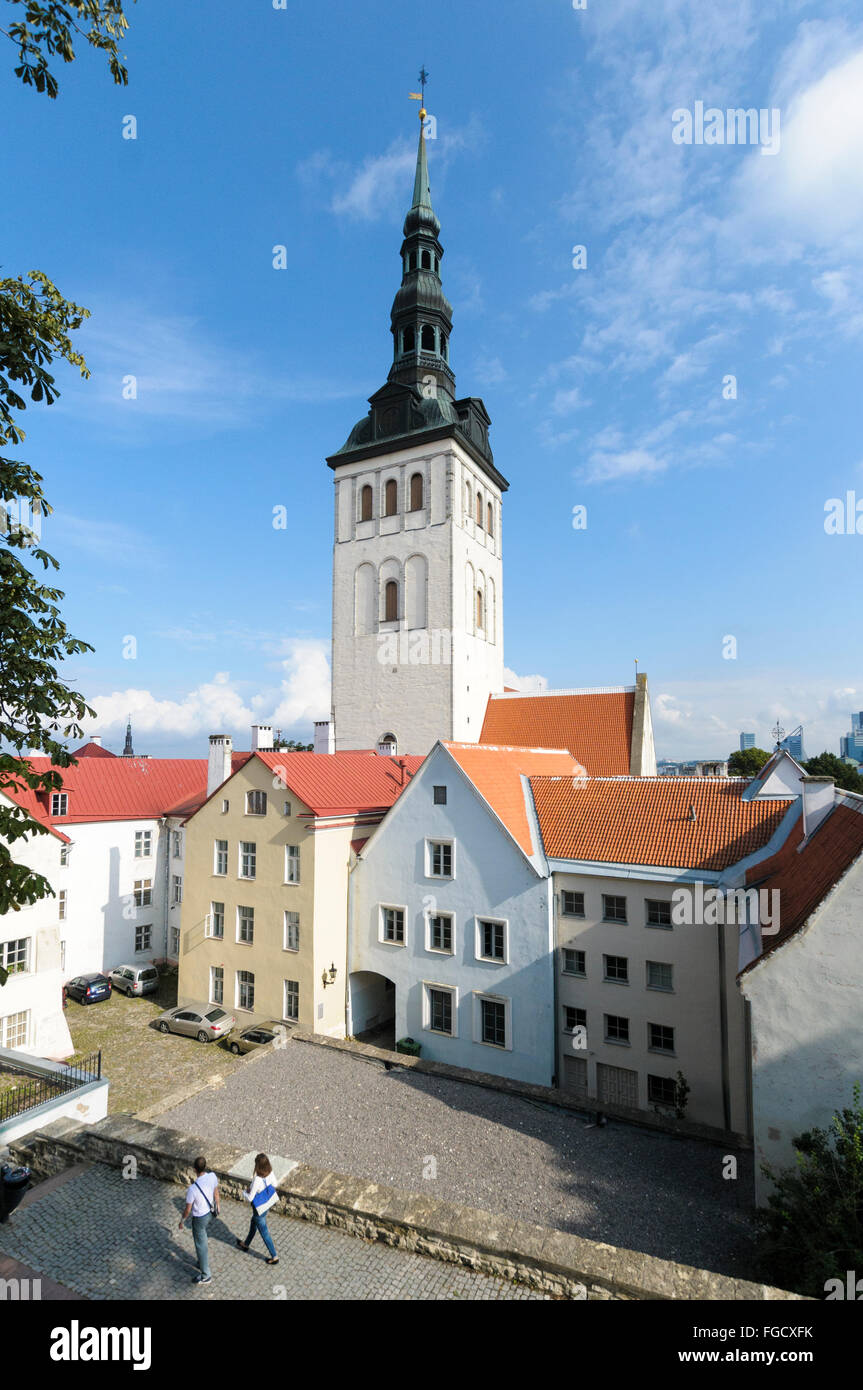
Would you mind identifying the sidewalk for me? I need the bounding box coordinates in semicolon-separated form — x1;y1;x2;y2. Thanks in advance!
0;1163;548;1300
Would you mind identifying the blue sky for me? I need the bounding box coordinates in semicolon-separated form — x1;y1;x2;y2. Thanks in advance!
3;0;862;759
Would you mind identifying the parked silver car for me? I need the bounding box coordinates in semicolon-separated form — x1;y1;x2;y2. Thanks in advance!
109;963;159;997
155;1003;235;1043
226;1020;285;1055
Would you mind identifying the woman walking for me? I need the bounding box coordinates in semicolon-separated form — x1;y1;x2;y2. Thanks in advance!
237;1153;279;1264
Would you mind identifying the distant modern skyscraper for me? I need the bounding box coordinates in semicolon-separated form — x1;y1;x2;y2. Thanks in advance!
840;712;863;764
779;727;805;762
739;732;755;751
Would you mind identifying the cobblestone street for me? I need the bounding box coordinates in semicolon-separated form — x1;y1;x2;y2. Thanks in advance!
0;1163;547;1300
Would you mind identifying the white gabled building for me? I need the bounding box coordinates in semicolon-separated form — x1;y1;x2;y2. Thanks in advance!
0;791;73;1059
349;742;583;1086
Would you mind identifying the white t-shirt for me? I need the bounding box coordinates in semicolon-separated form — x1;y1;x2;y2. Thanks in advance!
185;1171;218;1217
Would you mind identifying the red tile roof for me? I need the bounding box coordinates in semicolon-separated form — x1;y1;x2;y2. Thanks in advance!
14;757;225;824
742;801;863;968
0;786;71;842
253;751;424;818
531;776;795;870
480;689;635;775
71;742;118;759
444;744;584;855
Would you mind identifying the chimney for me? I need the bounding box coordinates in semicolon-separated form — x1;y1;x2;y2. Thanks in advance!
251;724;274;752
314;720;334;755
90;735;102;747
207;735;233;796
802;776;834;838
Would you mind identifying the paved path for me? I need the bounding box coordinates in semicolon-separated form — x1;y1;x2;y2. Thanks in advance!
160;1040;758;1278
0;1164;546;1301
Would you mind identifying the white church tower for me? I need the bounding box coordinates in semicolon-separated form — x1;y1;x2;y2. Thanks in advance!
326;102;507;755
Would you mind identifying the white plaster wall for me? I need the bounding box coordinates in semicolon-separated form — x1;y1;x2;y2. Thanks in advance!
0;1077;109;1144
60;817;170;977
350;746;554;1085
741;853;863;1203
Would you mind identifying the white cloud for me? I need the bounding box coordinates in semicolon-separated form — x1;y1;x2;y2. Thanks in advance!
584;447;667;483
503;668;548;694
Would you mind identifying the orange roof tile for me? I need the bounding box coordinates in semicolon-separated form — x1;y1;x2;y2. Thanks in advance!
531;776;794;870
480;689;635;775
444;744;584;856
743;802;863;968
14;757;231;824
253;750;424;817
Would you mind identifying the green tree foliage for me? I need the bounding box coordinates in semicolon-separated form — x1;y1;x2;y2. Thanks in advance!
727;747;772;778
1;0;131;97
757;1086;863;1297
273;739;314;752
1;2;134;947
804;752;863;794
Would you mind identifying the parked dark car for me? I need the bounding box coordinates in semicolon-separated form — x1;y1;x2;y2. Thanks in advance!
65;973;112;1005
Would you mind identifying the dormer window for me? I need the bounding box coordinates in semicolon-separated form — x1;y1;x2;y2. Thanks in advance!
51;792;68;817
378;733;398;756
421;324;435;352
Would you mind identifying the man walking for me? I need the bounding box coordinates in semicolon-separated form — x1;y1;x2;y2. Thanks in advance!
179;1155;220;1285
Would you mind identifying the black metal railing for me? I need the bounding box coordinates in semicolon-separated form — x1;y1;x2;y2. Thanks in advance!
0;1049;102;1124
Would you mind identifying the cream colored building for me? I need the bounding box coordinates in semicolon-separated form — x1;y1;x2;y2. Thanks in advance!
178;738;421;1035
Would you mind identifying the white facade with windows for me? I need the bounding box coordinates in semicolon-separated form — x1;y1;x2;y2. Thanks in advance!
349;744;554;1085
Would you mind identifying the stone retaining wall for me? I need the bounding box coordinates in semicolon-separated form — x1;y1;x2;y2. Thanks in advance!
10;1114;802;1302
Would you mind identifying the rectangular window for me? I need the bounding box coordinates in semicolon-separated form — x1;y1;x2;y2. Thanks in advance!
60;844;69;866
480;997;507;1048
648;1022;675;1054
561;890;585;917
285;845;300;884
0;1009;30;1049
133;879;152;908
58;889;68;921
433;785;447;805
381;906;405;944
648;1074;676;1107
221;799;230;814
602;894;627;923
428;986;454;1035
237;970;255;1011
562;948;586;976
646;899;672;929
283;800;292;817
172;830;182;858
214;840;228;875
50;793;68;817
284;978;299;1022
170;926;180;958
477;918;506;962
208;902;224;939
428;840;453;877
0;938;30;975
603;954;628;983
239;841;257;879
237;906;254;945
428;913;453;953
134;829;152;858
604;1013;630;1044
210;966;224;1005
647;960;673;991
135;923;152;952
60;940;66;971
564;1005;586;1033
284;911;300;952
246;789;267;816
172;875;183;905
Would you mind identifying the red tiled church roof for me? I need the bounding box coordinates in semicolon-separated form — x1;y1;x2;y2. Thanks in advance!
443;744;584;855
531;776;794;870
480;689;635;776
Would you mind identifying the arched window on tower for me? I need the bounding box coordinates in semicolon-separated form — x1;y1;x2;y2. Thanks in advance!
434;256;439;274
377;733;397;756
384;579;398;623
403;325;415;354
441;335;448;361
360;485;373;522
384;479;398;516
476;588;484;631
465;481;472;519
487;501;494;536
409;473;424;511
409;251;417;271
475;491;483;527
421;249;432;270
421;324;436;352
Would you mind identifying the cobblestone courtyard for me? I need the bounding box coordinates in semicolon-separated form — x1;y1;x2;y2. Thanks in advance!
0;1163;546;1300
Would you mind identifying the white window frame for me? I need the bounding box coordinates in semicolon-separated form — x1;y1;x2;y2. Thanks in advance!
237;905;255;945
283;978;299;1022
207;902;225;940
210;965;224;1005
0;937;31;976
134;829;152;859
283;911;300;953
562;947;586;977
60;844;69;866
50;793;68;817
246;789;268;816
378;903;407;947
172;875;183;905
0;1009;30;1049
646;960;674;992
424;910;455;955
239;841;257;880
214;839;228;876
221;798;230;815
236;969;255;1012
134;922;152;953
472;991;512;1051
474;915;508;965
58;888;68;921
422;981;458;1038
133;879;152;908
172;829;182;858
425;837;455;880
285;844;300;884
